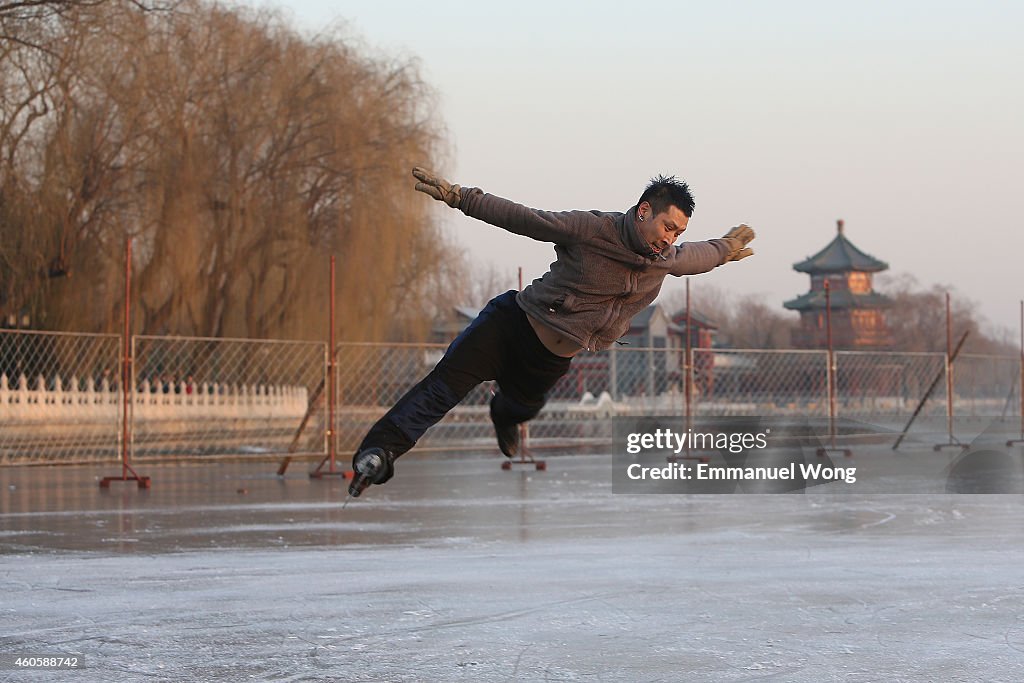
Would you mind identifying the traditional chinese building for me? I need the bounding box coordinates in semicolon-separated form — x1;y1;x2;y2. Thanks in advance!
784;220;892;349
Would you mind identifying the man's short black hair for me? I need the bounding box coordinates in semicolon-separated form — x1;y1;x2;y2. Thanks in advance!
638;175;695;218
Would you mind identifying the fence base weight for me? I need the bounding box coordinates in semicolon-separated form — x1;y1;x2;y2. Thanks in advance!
99;464;151;489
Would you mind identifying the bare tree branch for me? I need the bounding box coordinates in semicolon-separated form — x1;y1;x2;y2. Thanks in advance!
2;0;456;340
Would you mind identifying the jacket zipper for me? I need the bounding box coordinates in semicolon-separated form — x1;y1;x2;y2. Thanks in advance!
589;271;640;350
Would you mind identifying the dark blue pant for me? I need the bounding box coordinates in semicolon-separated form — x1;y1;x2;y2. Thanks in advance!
358;291;572;457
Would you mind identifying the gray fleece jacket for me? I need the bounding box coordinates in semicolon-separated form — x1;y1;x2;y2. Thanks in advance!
459;188;734;352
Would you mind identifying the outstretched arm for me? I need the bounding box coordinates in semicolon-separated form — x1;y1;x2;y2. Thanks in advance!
412;167;588;244
669;224;756;276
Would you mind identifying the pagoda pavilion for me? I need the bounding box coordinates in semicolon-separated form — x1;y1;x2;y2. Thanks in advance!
784;220;892;349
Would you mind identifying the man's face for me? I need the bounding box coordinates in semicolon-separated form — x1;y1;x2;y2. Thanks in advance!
637;202;689;255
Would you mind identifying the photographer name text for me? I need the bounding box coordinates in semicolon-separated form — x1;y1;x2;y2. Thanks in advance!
626;461;857;484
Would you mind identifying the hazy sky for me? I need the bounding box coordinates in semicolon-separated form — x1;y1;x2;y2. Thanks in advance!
241;0;1023;336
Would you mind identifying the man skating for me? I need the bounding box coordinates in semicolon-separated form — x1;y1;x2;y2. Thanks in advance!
349;168;755;497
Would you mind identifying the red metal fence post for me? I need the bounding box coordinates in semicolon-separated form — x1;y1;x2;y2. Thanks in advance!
668;278;712;463
100;238;150;488
934;291;968;451
817;279;850;457
311;255;347;478
685;278;693;441
1008;300;1024;447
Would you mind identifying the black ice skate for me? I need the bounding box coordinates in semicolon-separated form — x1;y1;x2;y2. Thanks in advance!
347;447;395;498
489;396;520;459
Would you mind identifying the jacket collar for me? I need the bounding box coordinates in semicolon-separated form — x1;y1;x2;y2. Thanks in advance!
622;205;660;260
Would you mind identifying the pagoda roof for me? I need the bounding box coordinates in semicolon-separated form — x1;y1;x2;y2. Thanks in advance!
793;220;888;274
783;289;893;312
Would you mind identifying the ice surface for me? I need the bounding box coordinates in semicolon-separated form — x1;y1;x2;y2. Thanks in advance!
2;452;1024;682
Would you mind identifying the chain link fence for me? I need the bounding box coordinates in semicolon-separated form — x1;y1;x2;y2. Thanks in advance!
0;330;121;464
833;351;947;419
335;342;449;453
693;349;829;417
332;344;1020;455
956;354;1021;419
130;336;326;460
2;330;1021;464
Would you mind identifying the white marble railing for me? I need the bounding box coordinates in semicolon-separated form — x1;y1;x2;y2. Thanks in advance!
0;373;308;423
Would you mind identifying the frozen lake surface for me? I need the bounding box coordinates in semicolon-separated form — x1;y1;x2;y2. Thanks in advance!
2;449;1024;682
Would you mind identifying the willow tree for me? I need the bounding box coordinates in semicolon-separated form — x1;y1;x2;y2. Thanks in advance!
0;0;460;341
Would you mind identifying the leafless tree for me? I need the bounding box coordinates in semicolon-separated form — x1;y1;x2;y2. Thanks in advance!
878;274;1014;355
1;0;462;341
660;284;795;349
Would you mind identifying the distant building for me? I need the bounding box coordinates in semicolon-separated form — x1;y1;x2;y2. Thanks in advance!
431;306;481;345
668;308;718;351
784;220;892;349
614;305;678;396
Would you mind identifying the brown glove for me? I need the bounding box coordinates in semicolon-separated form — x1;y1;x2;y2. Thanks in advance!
721;224;755;262
412;167;462;208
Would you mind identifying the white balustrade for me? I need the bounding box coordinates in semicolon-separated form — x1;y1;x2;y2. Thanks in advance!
0;372;307;424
